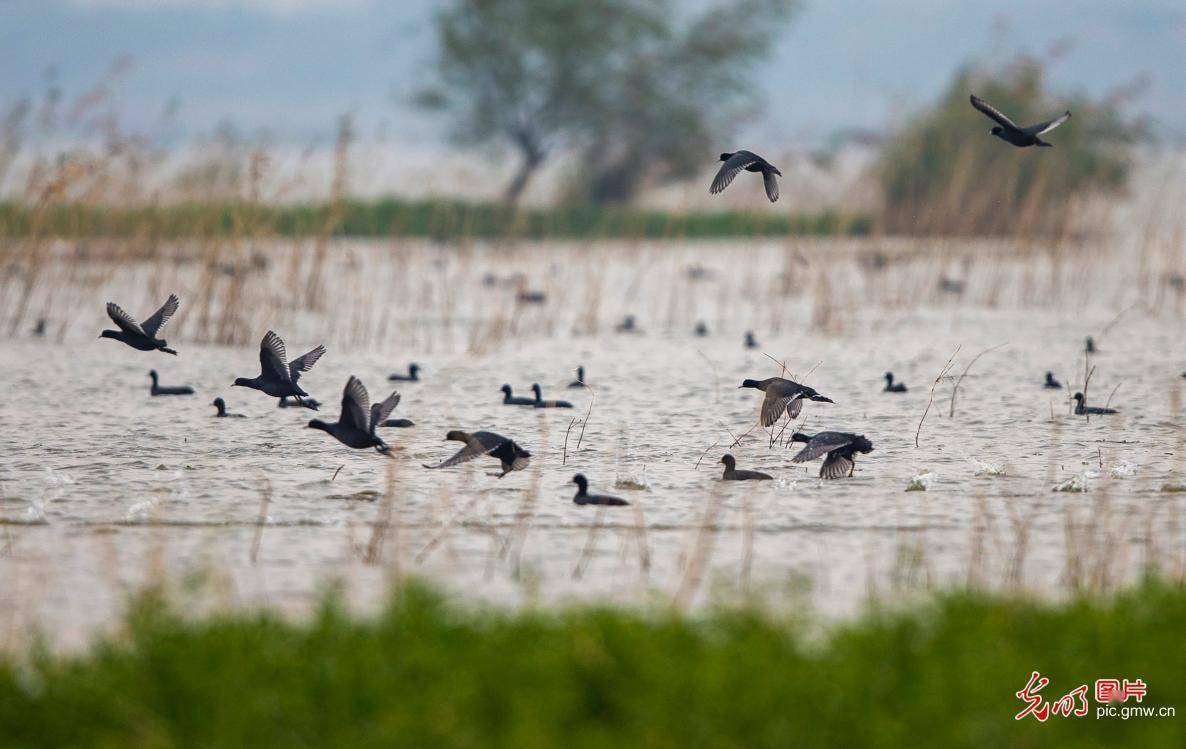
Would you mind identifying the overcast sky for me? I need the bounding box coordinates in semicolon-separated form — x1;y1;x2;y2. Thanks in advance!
4;0;1185;148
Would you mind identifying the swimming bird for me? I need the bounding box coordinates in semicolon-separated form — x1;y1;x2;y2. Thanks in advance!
148;369;193;396
710;150;781;202
100;294;180;355
388;363;420;382
883;372;908;393
382;418;415;428
233;331;325;406
719;454;772;481
306;376;400;452
211;397;245;417
501;384;536;406
694;321;709;337
744;331;759;349
571;474;629;506
279;396;321;410
423;430;531;478
32;318;46;337
1085;337;1096;354
739;377;834;426
568;366;587;389
531;383;573;409
970;94;1071;148
1073;392;1117;415
790;431;874;479
1044;372;1062;389
616;315;637;333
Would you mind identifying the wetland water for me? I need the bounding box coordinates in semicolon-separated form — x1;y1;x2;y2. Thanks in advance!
2;237;1185;648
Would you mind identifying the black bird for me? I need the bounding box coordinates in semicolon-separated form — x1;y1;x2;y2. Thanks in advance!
694;321;709;337
970;94;1071;148
719;454;772;481
211;397;245;417
740;377;834;427
531;383;573;409
233;331;326;406
501;384;536;406
306;376;400;452
1044;372;1062;389
616;315;638;333
423;430;531;478
790;431;874;479
744;331;759;349
571;474;629;506
883;372;908;393
100;294;180;355
710;150;781;202
32;318;47;337
568;366;587;389
388;363;420;382
1085;337;1096;354
279;396;321;410
148;369;193;396
1073;392;1118;415
382;418;415;428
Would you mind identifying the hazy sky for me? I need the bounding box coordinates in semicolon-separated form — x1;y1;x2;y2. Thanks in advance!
4;0;1185;147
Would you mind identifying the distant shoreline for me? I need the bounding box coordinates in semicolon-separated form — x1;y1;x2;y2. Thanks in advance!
0;199;874;241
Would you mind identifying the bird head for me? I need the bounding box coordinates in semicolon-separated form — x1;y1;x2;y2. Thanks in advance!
1073;392;1085;402
990;126;1003;136
789;432;812;444
99;330;118;340
306;419;329;432
719;454;736;468
531;383;542;397
739;379;762;390
212;397;225;409
231;377;250;387
149;369;158;381
855;436;875;454
809;393;835;403
444;430;469;443
500;384;512;395
571;474;588;491
409;364;420;376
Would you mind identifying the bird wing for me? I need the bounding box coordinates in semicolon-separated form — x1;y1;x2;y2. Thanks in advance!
820;454;854;479
970;95;1021;131
792;432;854;463
105;302;145;336
259;331;292;382
762;169;779;203
288;344;326;383
710;151;760;195
369;392;400;432
760;389;801;427
339;376;371;432
1026;111;1071;136
140;294;179;337
425;432;507;469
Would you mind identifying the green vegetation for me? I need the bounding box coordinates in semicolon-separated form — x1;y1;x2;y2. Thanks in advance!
0;199;871;241
879;59;1140;237
2;580;1183;747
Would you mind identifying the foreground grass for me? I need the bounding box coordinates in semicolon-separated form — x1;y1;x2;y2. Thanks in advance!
1;581;1183;747
0;199;872;241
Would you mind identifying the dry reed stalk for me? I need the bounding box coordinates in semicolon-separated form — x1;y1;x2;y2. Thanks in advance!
671;487;722;610
249;477;272;564
571;507;606;580
916;346;961;447
364;460;399;565
948;343;1007;418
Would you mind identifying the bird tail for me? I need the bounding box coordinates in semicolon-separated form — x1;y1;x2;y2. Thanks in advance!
1036;139;1054;148
161;347;178;355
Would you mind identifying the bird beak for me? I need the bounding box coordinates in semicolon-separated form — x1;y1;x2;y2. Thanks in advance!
814;395;835;403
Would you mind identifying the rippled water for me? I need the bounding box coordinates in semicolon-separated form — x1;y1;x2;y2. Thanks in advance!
3;237;1185;648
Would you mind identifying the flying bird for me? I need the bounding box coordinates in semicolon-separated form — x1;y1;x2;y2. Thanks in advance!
790;431;874;479
233;331;325;406
423;430;531;478
306;376;400;452
100;294;180;355
710;150;781;202
970;94;1070;148
739;377;834;427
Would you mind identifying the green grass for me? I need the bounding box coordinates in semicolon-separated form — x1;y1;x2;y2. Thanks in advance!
1;580;1183;747
0;199;873;241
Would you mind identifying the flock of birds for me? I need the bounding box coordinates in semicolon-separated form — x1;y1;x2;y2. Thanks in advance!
97;93;1094;505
